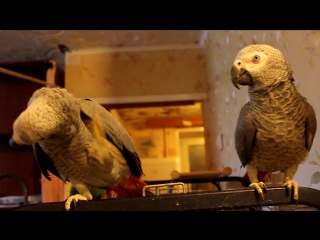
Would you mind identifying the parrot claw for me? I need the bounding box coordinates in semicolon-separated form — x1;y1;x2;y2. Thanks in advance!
249;182;267;200
65;194;89;211
283;179;299;201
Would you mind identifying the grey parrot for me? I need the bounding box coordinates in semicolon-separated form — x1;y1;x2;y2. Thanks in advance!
231;44;317;201
9;87;153;210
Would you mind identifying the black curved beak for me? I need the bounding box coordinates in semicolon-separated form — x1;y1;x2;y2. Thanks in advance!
231;65;253;89
9;137;19;148
231;65;240;90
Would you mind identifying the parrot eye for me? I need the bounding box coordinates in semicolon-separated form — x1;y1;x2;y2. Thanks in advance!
253;55;260;62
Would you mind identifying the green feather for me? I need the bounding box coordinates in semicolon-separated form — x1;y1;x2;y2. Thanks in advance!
70;186;106;200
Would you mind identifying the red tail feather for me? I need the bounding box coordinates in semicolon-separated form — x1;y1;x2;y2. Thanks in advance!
241;171;271;187
104;174;154;198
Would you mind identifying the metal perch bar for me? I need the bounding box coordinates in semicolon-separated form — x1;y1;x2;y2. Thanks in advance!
145;172;243;192
170;167;232;179
10;187;320;211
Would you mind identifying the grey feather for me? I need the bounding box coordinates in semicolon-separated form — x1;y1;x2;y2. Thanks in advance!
79;98;144;177
234;102;257;167
10;87;152;209
232;44;318;173
32;142;63;181
304;101;317;151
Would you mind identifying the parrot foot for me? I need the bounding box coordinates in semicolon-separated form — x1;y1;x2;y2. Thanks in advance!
249;182;267;200
65;194;89;211
283;179;299;201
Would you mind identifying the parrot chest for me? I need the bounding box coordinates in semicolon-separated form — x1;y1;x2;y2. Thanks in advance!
249;92;308;172
40;137;129;187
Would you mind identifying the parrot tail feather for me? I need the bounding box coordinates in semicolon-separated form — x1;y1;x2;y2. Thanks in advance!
241;171;271;187
105;174;154;198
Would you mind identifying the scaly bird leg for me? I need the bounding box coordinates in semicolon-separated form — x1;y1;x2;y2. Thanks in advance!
246;164;267;200
282;165;299;201
65;182;93;211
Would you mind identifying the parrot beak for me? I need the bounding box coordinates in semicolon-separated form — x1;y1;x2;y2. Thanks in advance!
231;65;240;89
9;132;26;148
9;137;20;148
231;65;253;89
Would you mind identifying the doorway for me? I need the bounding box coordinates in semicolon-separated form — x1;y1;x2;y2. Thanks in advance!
107;100;206;182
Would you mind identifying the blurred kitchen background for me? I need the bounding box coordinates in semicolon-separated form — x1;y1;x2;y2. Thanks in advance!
0;30;320;206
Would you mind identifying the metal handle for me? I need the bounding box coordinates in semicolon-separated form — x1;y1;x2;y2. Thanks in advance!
142;182;186;196
0;174;29;205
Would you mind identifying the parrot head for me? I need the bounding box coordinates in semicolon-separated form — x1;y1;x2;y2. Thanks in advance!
10;87;80;147
231;44;293;90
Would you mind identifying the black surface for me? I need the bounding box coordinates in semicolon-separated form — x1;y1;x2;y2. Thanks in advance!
10;187;320;211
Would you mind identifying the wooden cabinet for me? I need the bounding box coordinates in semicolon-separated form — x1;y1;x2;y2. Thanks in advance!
0;59;64;198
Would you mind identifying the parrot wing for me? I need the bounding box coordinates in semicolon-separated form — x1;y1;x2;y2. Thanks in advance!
32;143;63;181
304;100;317;151
234;101;257;167
235;102;270;187
79;98;144;178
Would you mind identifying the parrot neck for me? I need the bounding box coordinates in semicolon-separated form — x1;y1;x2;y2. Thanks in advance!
249;80;302;113
249;79;298;99
248;77;288;94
